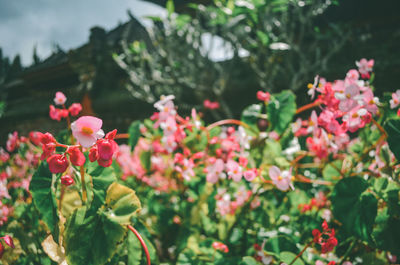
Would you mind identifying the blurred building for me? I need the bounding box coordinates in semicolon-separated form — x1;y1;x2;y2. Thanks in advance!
0;14;154;142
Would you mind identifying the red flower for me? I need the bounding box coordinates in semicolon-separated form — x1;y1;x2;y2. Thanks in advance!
61;175;75;186
313;221;338;254
47;154;69;174
212;242;229;253
69;103;82;116
67;146;86;166
257;90;271;102
29;131;44;146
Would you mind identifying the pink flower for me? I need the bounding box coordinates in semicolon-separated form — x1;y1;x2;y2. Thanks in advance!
226;160;242;182
390;90;400;109
203;99;220;109
257;91;271;102
307;75;319;99
175;158;195;181
334;83;361;112
69;103;82;116
71;116;104;148
269;166;294;191
6;132;19;152
346;69;359;81
362;89;379;115
342;107;370;133
49;105;61;121
2;235;14;248
356;58;374;78
0;148;9;163
206;158;225;183
244;169;257;181
54;92;67;105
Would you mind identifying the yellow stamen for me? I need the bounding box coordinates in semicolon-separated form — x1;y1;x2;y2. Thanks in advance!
81;126;94;135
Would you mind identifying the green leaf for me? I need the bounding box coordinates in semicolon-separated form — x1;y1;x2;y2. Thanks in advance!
265;235;298;254
63;207;126;265
241;103;262;131
104;183;142;225
166;0;174;15
384;119;400;161
30;162;59;243
322;161;342;181
372;208;400;255
88;165;116;213
331;177;378;242
280;251;304;265
256;30;269;46
140;151;152;172
128;121;141;151
267;90;296;134
240;256;258;265
127;229;142;265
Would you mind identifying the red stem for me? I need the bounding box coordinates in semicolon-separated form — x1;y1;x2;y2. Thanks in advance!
289;241;312;265
296;100;321;115
206;119;250;131
127;225;151;265
115;133;129;139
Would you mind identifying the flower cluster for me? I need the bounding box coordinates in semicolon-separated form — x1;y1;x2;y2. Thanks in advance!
215;186;253;216
49;91;82;121
40;116;118;174
312;221;338;254
295;59;379;160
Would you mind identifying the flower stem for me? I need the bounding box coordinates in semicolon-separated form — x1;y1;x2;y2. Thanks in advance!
59;184;65;211
289;241;312;265
79;146;87;203
115;133;129;139
296;100;321;115
127;225;151;265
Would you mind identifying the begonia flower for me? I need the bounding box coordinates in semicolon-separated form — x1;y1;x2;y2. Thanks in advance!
269;166;294;191
71;116;104;148
54;91;67;105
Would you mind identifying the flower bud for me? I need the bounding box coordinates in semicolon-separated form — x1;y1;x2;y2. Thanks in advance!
47;154;69;174
89;146;99;162
3;235;14;248
61;175;75;186
67;146;86;166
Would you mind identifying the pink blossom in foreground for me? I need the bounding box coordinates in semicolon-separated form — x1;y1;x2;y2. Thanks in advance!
54;91;67;105
71;116;104;148
269;166;294;191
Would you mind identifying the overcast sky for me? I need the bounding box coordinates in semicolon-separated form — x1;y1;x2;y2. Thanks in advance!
0;0;167;65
